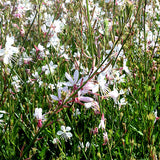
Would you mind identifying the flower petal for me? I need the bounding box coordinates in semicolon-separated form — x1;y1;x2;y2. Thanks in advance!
58;89;61;99
66;126;71;131
50;94;59;101
79;96;94;102
84;102;92;109
61;125;65;131
65;72;74;84
66;132;72;138
73;70;79;83
57;131;63;135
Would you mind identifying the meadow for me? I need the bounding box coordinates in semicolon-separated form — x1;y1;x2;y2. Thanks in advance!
0;0;160;159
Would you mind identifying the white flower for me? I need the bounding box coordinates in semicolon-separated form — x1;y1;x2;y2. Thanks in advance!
118;98;127;108
114;71;125;83
123;58;130;75
0;110;8;125
11;75;21;92
108;88;119;103
84;101;100;112
42;61;57;75
64;70;80;87
73;108;81;116
154;110;160;124
37;44;45;52
97;72;109;94
50;87;68;104
18;52;32;65
0;35;19;64
33;108;43;120
53;138;60;144
76;90;94;103
103;132;109;145
57;125;72;141
50;88;62;101
98;113;106;130
78;141;90;152
47;34;60;48
32;71;39;79
33;108;46;128
52;20;64;33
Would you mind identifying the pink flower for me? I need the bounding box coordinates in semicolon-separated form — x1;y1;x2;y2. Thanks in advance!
65;70;80;88
98;113;106;130
84;101;100;113
33;108;46;128
103;132;109;145
107;88;122;103
91;127;98;135
75;91;94;103
154;110;160;123
38;119;42;128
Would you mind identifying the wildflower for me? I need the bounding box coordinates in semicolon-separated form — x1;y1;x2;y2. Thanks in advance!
154;110;160;124
50;88;63;105
98;113;106;130
85;142;90;151
84;101;100;113
107;88;123;104
97;72;108;93
0;35;19;64
78;141;90;152
103;131;109;145
53;138;61;145
32;71;39;79
33;108;45;128
64;70;80;89
20;25;25;36
73;108;81;116
47;34;60;48
123;58;130;75
91;127;98;135
0;110;8;125
82;81;97;94
79;141;90;151
108;89;119;101
114;71;125;83
50;87;68;105
11;75;21;92
42;61;57;75
118;98;127;109
18;52;32;65
75;90;94;103
57;125;72;141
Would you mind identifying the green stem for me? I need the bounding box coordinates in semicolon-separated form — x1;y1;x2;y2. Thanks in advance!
21;3;39;48
86;0;94;59
113;0;143;67
144;0;147;78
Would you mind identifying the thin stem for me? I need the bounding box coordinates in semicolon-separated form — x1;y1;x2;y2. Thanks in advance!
22;6;38;47
113;0;143;67
86;0;94;59
144;0;147;77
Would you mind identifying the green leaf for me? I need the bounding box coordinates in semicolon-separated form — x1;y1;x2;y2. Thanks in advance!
130;125;143;136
